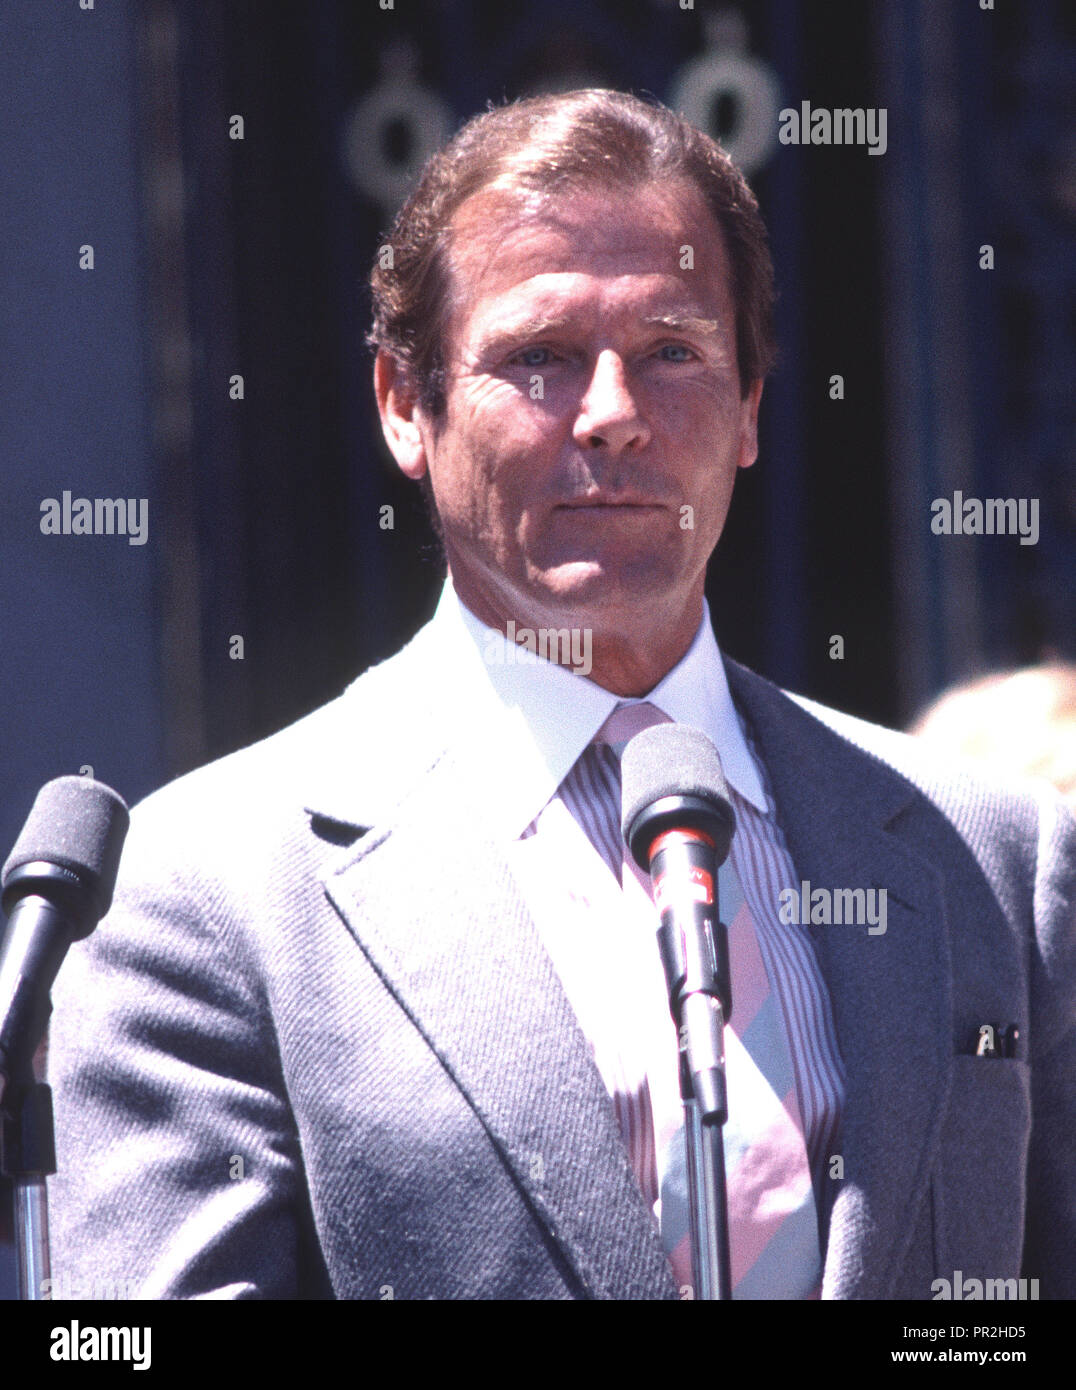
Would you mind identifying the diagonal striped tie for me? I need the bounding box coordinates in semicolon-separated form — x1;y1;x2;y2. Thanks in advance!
581;701;822;1299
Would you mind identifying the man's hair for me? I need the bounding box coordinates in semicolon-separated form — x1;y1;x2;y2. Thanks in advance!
911;663;1076;807
368;88;777;418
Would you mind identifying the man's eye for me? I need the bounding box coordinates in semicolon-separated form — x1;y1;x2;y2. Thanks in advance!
657;344;696;362
511;346;555;368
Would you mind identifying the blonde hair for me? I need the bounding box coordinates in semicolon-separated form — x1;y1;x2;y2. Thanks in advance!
911;664;1076;805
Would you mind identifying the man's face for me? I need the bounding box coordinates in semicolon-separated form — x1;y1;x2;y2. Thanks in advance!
379;179;762;647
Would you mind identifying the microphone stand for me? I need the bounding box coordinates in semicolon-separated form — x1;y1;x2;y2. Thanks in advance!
1;778;130;1302
621;731;738;1301
0;890;63;1302
685;1100;728;1299
1;1054;56;1301
659;876;733;1301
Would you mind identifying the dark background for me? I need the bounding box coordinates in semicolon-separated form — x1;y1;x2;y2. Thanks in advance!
1;0;1074;1295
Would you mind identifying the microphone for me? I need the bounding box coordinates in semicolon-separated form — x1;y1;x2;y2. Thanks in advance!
621;724;735;1123
0;777;129;1102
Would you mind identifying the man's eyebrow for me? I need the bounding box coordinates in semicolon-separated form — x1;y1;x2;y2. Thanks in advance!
641;314;724;336
472;312;727;355
475;315;573;349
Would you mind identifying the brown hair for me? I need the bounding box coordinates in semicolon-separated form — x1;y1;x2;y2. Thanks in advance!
368;88;776;415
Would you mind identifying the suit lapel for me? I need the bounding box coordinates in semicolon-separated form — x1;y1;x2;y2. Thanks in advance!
302;628;949;1300
317;731;678;1301
726;659;951;1298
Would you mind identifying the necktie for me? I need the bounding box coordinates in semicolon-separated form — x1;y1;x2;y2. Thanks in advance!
585;702;822;1298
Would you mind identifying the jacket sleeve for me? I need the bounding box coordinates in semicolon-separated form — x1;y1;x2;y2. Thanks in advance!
46;795;321;1300
1022;793;1076;1298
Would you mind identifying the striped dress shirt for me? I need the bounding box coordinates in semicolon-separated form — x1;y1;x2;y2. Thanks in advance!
429;582;847;1275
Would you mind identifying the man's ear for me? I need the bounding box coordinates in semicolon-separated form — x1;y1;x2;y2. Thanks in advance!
374;351;429;480
737;379;764;470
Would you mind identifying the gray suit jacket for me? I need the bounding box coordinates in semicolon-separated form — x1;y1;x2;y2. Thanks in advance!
47;621;1076;1299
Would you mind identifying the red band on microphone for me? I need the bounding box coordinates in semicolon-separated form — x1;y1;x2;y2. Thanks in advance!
651;827;715;857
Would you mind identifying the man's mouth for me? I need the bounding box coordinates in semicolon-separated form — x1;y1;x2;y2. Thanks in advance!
556;495;666;510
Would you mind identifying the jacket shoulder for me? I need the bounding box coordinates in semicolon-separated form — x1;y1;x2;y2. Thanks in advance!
117;620;443;890
726;658;1076;930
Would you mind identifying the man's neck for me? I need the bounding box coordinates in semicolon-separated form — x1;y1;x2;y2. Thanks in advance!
447;571;705;697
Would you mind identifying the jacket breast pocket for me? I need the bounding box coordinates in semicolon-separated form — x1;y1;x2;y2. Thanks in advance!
931;1055;1031;1287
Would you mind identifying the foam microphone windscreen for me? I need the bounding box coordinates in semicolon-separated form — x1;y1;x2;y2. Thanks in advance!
620;723;735;864
2;776;130;923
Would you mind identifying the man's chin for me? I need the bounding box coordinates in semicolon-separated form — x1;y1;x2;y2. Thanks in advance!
524;559;679;615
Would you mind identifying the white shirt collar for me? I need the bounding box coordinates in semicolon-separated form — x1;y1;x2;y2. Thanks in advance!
426;579;768;841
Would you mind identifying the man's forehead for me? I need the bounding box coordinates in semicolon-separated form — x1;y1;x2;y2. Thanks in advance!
442;180;733;336
447;178;725;267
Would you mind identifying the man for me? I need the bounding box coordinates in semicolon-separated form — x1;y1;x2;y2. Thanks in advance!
49;89;1075;1300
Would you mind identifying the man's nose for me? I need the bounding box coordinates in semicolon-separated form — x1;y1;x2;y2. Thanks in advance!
572;350;651;453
